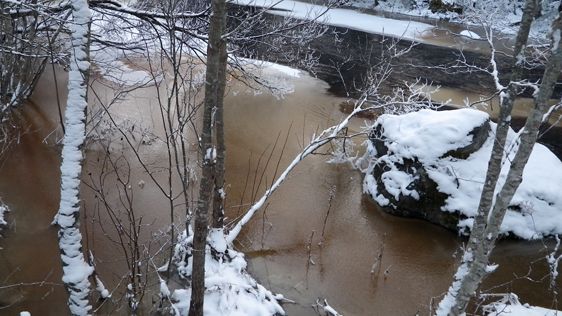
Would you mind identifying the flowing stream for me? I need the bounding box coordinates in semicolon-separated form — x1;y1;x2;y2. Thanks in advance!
0;19;561;316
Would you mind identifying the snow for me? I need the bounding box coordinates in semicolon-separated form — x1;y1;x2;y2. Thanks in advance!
172;230;285;316
0;201;9;228
435;251;473;316
95;275;111;299
54;0;95;314
316;299;343;316
484;293;561;316
238;58;302;78
159;277;171;298
362;108;562;239
234;0;435;42
373;108;490;161
460;30;481;39
234;57;306;99
205;147;217;162
349;0;558;42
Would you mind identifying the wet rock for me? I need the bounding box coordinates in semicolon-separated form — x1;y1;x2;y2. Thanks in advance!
369;156;457;230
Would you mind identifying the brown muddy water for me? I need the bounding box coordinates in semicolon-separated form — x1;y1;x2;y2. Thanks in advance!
0;63;560;316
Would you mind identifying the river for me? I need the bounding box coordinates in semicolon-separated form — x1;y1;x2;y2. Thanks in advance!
0;14;561;316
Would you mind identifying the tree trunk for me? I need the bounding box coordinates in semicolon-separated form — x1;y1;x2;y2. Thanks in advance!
212;0;227;230
437;4;562;315
54;1;94;315
189;0;227;314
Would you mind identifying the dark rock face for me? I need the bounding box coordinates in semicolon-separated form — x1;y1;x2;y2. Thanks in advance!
443;119;491;159
367;117;491;231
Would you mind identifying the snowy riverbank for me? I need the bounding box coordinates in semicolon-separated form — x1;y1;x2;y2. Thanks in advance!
171;229;285;315
348;0;558;41
233;0;434;42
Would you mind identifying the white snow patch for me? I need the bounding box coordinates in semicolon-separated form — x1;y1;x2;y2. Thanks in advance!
0;201;9;228
484;293;561;316
159;277;171;298
436;251;473;316
172;230;285;315
239;58;302;78
205;147;217;162
95;275;110;299
460;30;481;40
234;0;434;42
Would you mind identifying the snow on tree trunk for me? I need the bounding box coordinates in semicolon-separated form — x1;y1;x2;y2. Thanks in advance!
437;6;562;315
54;1;94;315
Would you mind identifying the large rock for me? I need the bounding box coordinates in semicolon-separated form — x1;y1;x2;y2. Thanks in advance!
366;109;490;231
361;108;562;239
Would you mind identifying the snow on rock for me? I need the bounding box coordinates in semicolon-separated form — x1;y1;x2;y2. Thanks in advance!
172;230;285;315
234;0;434;42
360;108;562;239
484;293;561;316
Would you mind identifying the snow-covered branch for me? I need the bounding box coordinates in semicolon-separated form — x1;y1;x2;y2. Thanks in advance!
225;97;364;243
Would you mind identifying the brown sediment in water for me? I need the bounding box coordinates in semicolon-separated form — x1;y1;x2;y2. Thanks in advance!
0;61;560;316
223;71;561;314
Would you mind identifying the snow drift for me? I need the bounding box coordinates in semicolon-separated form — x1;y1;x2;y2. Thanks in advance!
172;229;285;315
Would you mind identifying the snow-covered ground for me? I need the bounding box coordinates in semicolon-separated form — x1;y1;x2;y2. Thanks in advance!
360;108;562;239
172;229;285;315
484;293;561;316
234;0;435;42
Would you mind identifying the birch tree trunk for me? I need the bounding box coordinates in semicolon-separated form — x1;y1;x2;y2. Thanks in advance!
437;6;562;315
54;1;94;315
189;0;227;314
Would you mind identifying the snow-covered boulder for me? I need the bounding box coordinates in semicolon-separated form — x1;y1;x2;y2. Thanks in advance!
360;108;562;239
